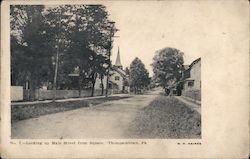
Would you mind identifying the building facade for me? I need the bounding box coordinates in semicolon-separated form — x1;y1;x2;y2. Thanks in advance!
94;47;129;94
181;58;201;101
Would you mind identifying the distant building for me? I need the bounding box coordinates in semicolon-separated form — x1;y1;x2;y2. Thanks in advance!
95;47;129;94
180;58;201;101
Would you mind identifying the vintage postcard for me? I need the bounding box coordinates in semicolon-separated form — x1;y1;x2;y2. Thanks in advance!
1;0;249;158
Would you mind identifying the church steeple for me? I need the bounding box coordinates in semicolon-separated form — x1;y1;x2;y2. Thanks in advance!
115;47;123;69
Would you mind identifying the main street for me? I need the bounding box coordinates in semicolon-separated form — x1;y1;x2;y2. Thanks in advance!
12;88;162;139
12;87;201;139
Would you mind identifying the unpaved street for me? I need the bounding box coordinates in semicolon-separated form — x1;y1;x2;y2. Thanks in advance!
12;88;162;139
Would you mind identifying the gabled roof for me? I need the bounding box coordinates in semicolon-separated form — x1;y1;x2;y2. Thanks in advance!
189;57;201;69
109;81;118;86
111;66;127;79
183;58;201;72
181;58;201;80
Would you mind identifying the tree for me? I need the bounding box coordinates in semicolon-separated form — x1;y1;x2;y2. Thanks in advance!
10;5;54;100
125;67;130;75
10;5;116;100
151;47;184;89
123;67;130;90
64;5;116;97
44;6;73;101
129;57;150;94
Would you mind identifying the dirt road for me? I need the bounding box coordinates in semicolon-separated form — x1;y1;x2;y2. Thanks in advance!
12;88;162;139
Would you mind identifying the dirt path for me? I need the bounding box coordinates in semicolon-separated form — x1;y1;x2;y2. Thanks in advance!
174;96;201;114
12;88;162;139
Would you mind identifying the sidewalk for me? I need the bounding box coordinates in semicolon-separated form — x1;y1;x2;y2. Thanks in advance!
11;94;131;106
182;96;201;105
174;96;201;114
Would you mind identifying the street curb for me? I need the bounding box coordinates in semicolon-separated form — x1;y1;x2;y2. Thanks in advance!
11;94;131;106
174;96;201;114
181;96;201;105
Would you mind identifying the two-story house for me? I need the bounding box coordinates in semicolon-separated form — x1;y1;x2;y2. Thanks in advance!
180;57;201;101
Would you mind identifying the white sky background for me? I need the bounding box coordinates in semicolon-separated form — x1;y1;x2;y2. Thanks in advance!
106;1;204;76
43;1;243;77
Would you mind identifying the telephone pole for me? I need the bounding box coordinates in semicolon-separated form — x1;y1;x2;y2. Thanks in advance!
52;10;62;102
105;21;119;97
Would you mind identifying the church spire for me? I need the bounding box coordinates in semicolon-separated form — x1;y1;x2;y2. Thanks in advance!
115;47;123;69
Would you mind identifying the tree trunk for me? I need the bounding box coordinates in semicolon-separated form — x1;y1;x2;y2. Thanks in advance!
29;80;36;101
78;76;82;97
91;73;97;97
101;76;104;96
91;82;95;97
105;70;110;97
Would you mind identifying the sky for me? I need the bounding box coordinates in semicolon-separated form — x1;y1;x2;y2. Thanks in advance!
105;1;202;76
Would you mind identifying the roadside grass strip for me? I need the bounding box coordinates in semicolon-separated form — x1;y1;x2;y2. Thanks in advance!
11;96;130;122
127;96;201;138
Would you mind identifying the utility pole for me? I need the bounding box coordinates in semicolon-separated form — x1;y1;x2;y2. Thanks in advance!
105;26;113;97
52;10;62;102
105;21;119;97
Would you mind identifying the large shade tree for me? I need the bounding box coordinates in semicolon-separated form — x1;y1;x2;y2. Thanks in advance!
63;5;116;97
10;5;116;100
152;47;184;89
10;5;53;100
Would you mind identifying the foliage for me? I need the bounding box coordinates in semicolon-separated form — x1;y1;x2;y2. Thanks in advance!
63;5;116;96
10;5;53;91
125;67;130;75
151;47;184;88
10;5;116;99
129;57;150;93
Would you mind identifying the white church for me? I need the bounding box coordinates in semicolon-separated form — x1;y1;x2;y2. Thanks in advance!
94;47;129;93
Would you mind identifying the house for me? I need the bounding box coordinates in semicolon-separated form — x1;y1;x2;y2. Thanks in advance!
94;47;129;94
180;58;201;101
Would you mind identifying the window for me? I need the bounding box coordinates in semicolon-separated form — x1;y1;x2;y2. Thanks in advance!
115;76;120;81
188;81;194;87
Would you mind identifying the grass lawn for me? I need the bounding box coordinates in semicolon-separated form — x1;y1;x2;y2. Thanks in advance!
11;96;130;122
127;96;201;138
